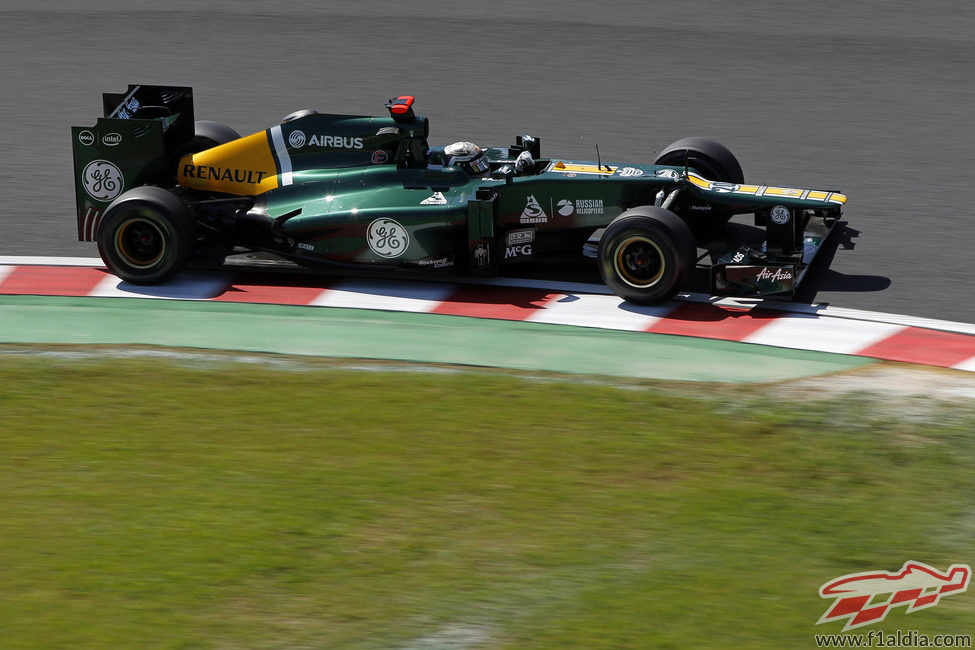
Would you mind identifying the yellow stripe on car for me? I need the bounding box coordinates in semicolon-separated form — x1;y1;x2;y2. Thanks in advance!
551;161;616;175
177;131;281;195
764;186;804;198
686;173;846;205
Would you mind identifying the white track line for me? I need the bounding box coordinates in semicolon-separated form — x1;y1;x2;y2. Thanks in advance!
0;256;104;267
3;256;975;335
527;293;677;331
742;315;907;354
953;355;975;372
310;279;458;313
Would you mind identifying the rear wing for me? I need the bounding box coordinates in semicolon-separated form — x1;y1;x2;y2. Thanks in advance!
71;85;195;241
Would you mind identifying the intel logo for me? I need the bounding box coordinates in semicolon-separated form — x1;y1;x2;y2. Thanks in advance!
102;133;122;146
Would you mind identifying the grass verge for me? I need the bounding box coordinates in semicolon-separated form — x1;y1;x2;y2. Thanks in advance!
1;352;972;648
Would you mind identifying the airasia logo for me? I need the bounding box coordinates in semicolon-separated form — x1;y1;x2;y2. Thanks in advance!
756;267;793;282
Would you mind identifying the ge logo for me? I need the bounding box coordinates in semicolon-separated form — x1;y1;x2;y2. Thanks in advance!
770;205;791;224
82;160;124;201
288;130;306;148
366;218;409;258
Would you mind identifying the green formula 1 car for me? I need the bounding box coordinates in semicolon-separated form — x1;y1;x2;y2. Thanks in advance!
71;85;847;304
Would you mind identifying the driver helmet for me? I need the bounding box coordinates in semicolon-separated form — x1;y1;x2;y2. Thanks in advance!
444;141;490;176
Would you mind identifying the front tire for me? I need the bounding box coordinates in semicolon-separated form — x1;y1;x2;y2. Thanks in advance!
654;137;744;237
96;186;195;284
653;137;743;184
598;208;696;304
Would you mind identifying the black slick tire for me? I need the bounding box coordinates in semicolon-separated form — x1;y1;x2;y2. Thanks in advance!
96;186;195;284
653;137;744;184
169;121;241;182
598;207;696;304
654;137;744;237
189;120;241;150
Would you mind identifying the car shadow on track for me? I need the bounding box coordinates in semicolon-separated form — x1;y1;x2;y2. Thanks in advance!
795;223;891;304
199;221;889;308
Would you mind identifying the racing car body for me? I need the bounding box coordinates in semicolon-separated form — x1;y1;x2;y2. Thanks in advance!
71;85;847;304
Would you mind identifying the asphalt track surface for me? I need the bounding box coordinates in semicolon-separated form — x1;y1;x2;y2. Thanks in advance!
2;1;974;322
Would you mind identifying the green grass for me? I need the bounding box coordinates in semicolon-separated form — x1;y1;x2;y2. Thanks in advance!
0;353;973;648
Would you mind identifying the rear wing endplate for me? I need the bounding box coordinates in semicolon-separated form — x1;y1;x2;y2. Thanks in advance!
71;85;195;241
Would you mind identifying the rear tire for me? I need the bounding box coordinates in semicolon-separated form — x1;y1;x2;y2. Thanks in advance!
598;207;696;304
169;121;241;182
96;186;195;284
189;120;241;149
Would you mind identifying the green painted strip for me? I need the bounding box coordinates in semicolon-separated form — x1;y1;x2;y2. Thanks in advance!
0;295;873;382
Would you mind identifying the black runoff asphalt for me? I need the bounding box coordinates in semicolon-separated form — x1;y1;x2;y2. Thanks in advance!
3;1;974;322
